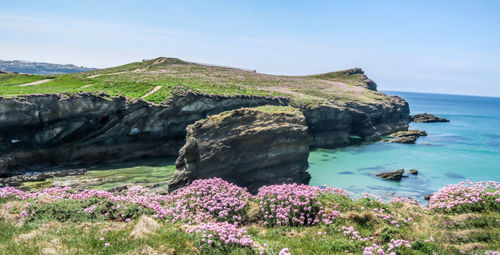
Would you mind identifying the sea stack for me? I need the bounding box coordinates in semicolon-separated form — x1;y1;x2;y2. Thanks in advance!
168;106;311;193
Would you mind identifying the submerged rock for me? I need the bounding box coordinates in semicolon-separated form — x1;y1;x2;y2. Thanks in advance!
168;106;311;194
376;169;406;181
411;113;450;123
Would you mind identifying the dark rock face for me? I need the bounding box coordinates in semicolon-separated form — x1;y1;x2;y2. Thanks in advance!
411;113;450;123
304;96;410;147
0;92;287;176
377;169;406;181
424;194;433;200
0;91;410;177
168;108;311;193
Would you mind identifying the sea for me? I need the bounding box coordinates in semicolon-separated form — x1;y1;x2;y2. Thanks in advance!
308;91;500;203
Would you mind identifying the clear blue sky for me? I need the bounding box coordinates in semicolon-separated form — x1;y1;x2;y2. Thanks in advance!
1;0;500;96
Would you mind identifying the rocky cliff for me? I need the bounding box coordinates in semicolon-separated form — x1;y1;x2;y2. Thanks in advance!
304;96;409;147
0;92;286;176
168;107;310;193
0;91;409;177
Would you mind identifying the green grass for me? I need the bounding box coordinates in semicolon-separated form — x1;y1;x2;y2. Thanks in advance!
0;74;55;87
254;105;302;115
0;57;390;105
20;157;177;192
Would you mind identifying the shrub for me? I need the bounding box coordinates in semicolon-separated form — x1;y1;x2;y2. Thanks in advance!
429;181;500;213
380;227;401;243
256;184;346;227
186;221;254;246
25;197;153;223
346;211;376;226
165;178;251;224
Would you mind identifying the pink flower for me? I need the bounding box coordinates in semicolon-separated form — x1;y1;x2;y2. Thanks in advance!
279;248;291;255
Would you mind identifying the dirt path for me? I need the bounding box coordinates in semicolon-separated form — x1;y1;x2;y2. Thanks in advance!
141;86;162;99
17;79;52;87
87;71;128;79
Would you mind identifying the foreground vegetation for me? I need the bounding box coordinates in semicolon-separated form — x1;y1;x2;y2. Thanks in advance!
1;178;498;255
0;57;388;106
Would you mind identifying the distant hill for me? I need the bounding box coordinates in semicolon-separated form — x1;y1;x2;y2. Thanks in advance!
0;57;385;104
0;60;96;74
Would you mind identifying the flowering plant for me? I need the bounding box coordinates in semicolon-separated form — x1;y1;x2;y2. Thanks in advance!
429;180;500;213
256;184;346;226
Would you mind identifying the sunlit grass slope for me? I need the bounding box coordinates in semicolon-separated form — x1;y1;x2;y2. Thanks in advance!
0;57;389;105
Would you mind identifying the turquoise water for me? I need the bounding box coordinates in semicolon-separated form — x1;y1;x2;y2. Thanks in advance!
308;91;500;202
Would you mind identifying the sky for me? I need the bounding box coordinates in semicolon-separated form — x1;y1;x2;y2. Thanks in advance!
1;0;500;97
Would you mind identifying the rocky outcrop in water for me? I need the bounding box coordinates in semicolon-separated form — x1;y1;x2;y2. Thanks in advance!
0;91;409;177
411;113;450;123
387;129;427;144
390;130;427;138
377;169;406;181
389;136;417;144
168;107;311;193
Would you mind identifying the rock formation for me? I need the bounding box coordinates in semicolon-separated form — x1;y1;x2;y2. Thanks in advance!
0;92;286;176
389;136;417;144
376;169;406;181
304;96;409;147
168;107;311;193
411;113;450;123
387;129;427;144
0;91;409;177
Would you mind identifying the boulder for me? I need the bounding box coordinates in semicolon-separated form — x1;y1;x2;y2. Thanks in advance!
168;106;311;194
424;194;433;200
409;169;418;175
376;169;406;181
411;113;450;123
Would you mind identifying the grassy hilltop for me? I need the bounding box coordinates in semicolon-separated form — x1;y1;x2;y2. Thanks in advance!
0;57;388;105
